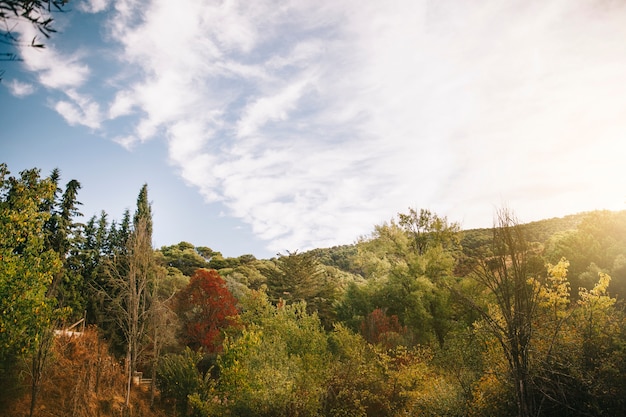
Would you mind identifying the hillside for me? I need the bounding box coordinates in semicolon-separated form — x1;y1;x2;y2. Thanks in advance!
3;163;626;417
310;211;592;272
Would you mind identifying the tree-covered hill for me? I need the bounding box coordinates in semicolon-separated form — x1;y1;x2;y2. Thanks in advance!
3;163;626;417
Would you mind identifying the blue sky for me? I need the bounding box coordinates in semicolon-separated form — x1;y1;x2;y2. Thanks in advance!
2;0;626;258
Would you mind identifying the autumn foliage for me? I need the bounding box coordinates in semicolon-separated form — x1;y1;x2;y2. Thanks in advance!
4;328;168;417
176;269;239;352
360;308;407;349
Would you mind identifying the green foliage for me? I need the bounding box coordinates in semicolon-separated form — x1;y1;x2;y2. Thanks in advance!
157;347;209;415
157;242;212;277
326;325;390;417
326;325;464;417
222;261;268;290
207;294;329;417
398;207;461;256
544;210;626;298
308;245;363;275
5;162;626;417
0;165;61;362
340;209;460;347
264;251;339;329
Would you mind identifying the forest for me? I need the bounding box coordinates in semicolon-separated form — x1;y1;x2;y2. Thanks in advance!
2;163;626;417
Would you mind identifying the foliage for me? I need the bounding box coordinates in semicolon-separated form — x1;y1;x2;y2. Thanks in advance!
208;295;329;417
0;0;66;45
264;250;339;329
360;308;407;349
341;208;460;346
1;327;171;417
398;207;461;256
157;242;211;277
326;325;464;417
6;162;626;417
463;209;544;417
544;210;626;298
157;347;208;415
176;268;239;352
308;244;363;275
0;0;68;80
0;165;61;363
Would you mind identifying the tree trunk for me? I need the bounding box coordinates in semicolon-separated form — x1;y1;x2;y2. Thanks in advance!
29;328;54;417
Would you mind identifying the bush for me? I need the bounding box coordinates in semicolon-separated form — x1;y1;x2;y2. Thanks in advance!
157;348;207;415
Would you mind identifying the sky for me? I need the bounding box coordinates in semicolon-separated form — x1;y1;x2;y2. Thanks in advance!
2;0;626;259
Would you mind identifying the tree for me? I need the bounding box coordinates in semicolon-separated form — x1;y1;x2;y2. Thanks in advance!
104;184;157;413
462;209;543;417
41;170;83;313
157;347;208;415
29;169;82;417
398;207;461;256
208;294;329;417
133;184;152;238
0;165;67;417
264;251;338;328
157;241;211;276
0;165;62;358
176;268;239;352
349;209;460;347
360;308;407;349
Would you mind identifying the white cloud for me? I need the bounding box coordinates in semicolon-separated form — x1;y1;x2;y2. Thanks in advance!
78;0;111;13
113;135;139;150
20;45;89;89
96;0;626;251
6;79;35;97
108;90;137;119
236;75;315;138
53;90;102;129
13;19;90;90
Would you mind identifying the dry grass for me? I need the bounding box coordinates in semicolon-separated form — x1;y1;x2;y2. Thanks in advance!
3;327;168;417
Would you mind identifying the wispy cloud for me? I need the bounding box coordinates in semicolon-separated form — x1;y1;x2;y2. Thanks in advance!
97;0;626;251
78;0;111;13
11;14;95;128
17;0;626;252
53;89;102;129
19;36;89;89
6;79;35;97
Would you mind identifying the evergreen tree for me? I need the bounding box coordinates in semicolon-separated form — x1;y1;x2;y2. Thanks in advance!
264;251;337;328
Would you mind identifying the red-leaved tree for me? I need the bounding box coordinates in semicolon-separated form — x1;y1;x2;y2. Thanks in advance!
360;308;407;349
176;269;239;352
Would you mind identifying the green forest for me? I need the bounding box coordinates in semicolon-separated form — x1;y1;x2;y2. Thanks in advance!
2;163;626;417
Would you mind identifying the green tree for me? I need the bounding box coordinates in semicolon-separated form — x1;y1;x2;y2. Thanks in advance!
544;210;626;298
0;165;61;362
157;241;211;276
347;209;460;347
0;165;67;416
264;251;338;328
213;295;329;417
398;207;461;256
573;271;626;413
157;347;209;415
41;170;83;315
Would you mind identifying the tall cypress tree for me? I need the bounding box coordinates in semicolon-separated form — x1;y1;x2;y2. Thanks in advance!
118;183;156;412
134;184;152;240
